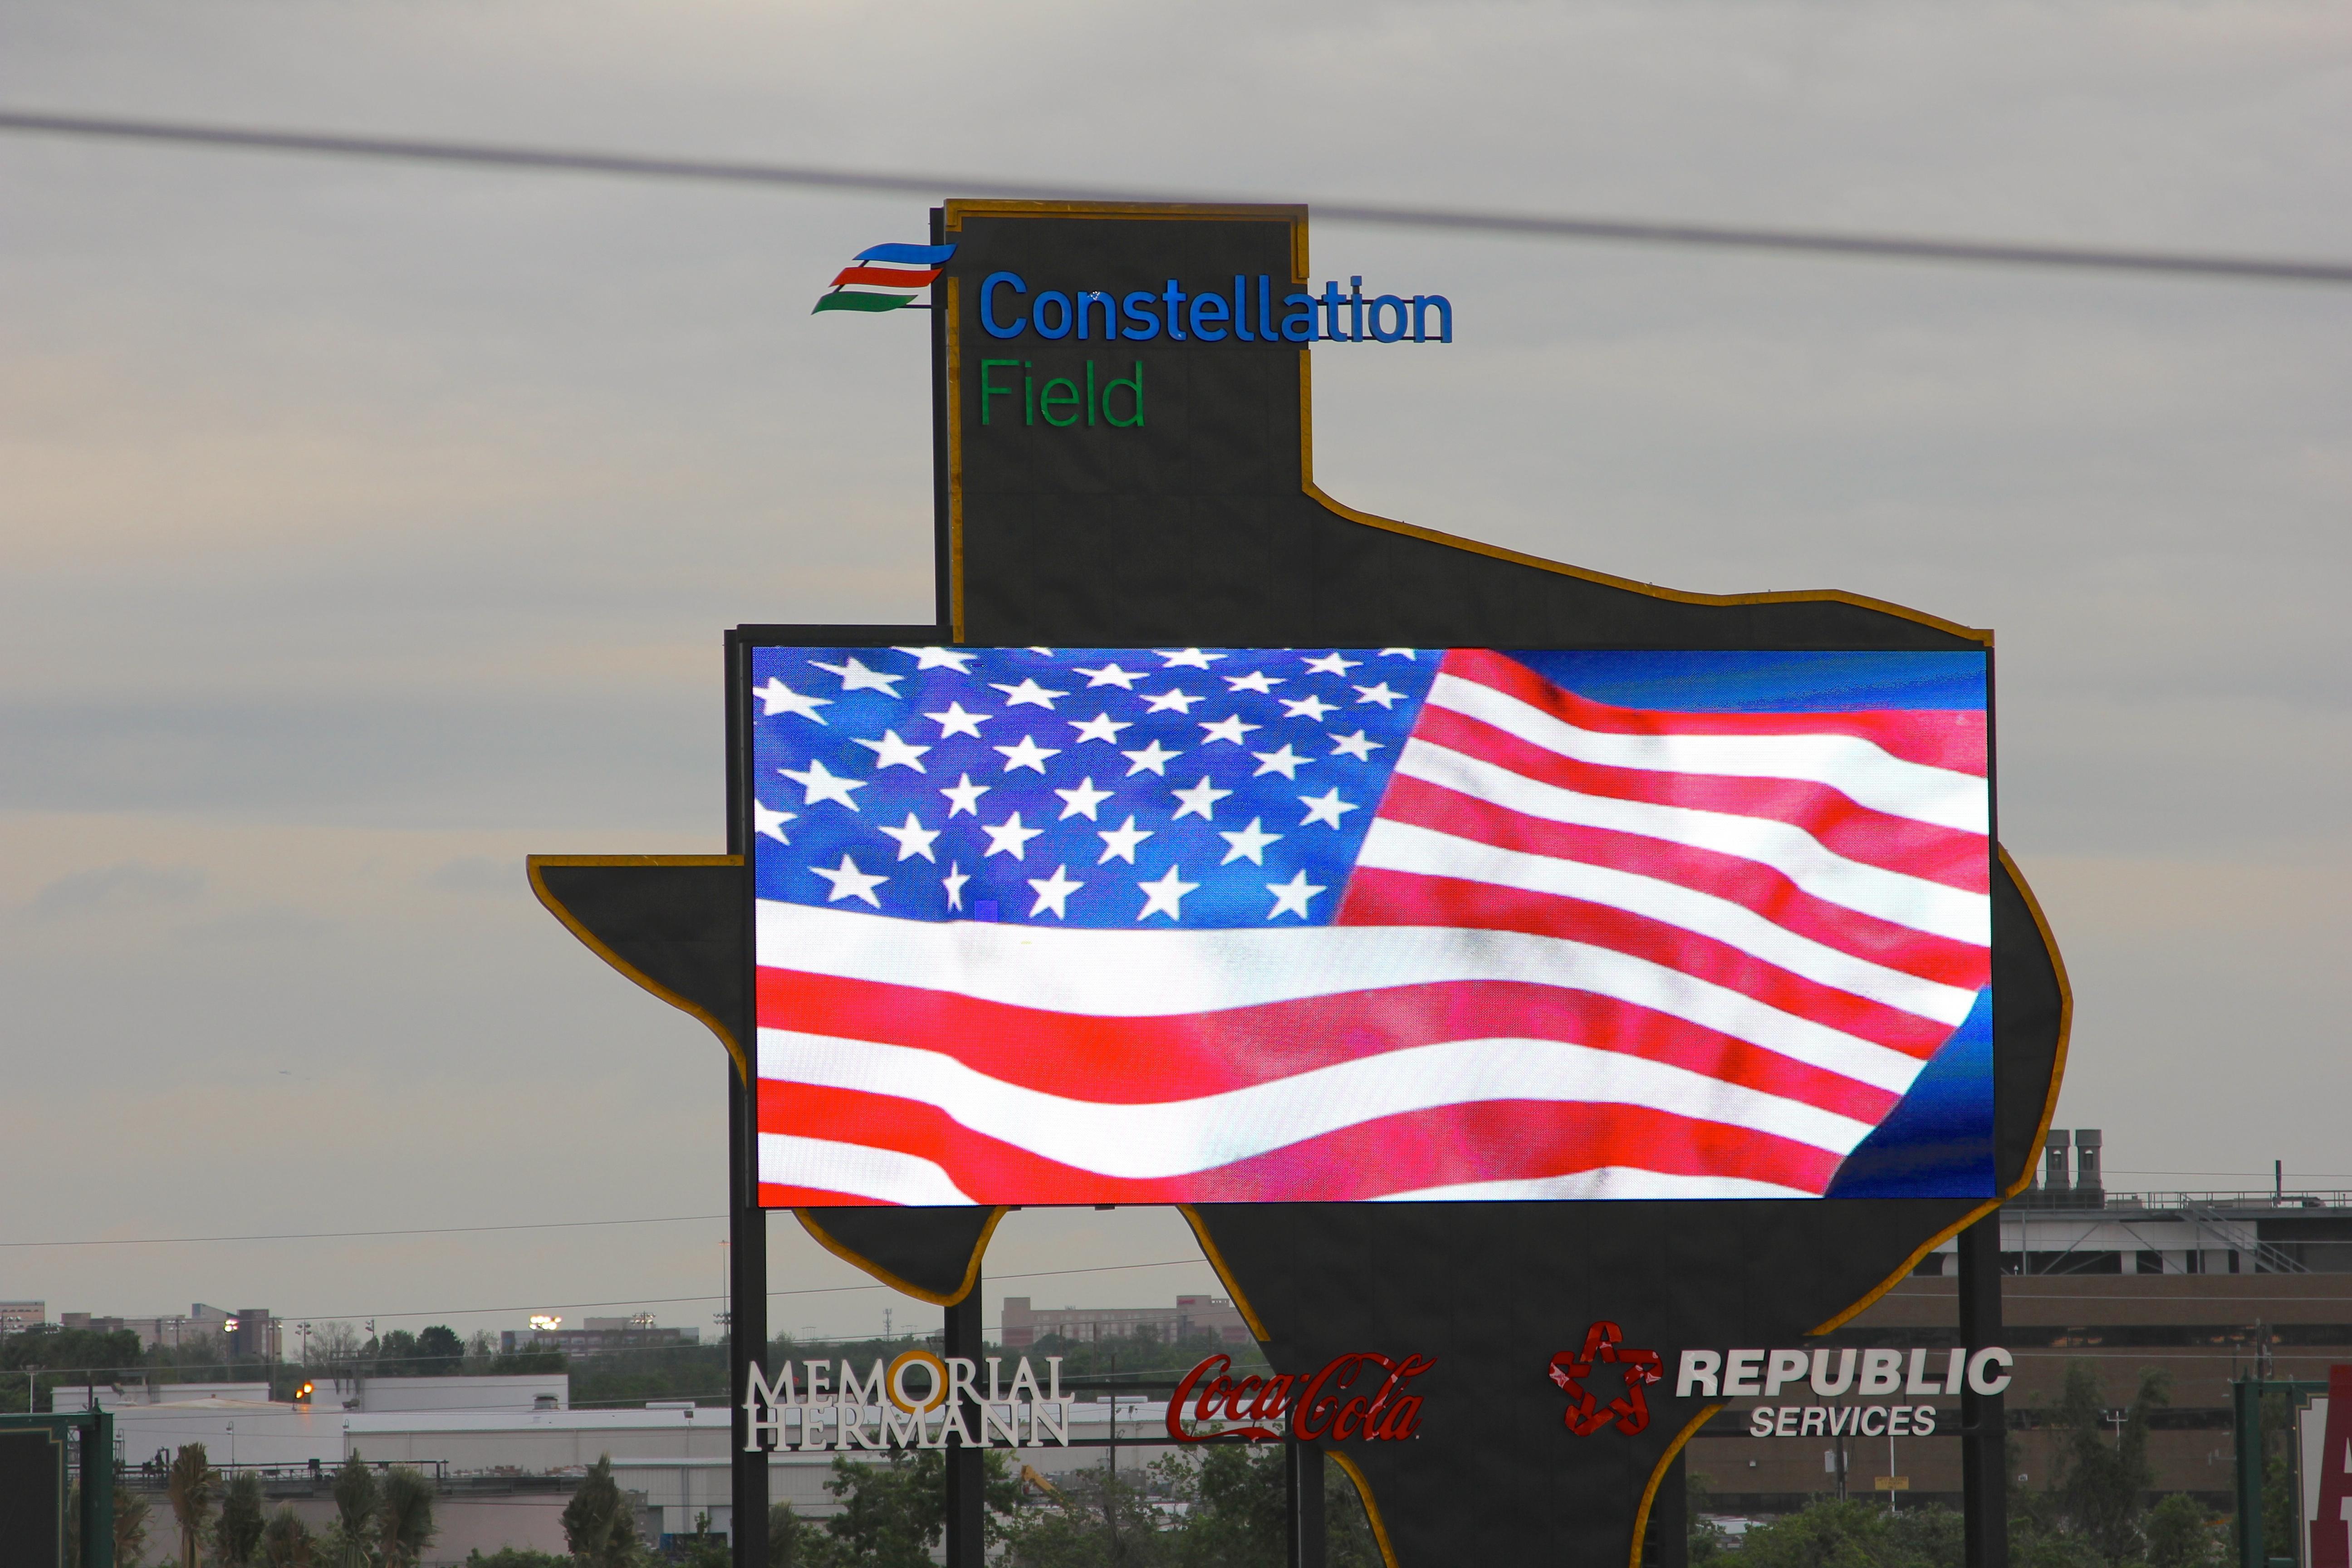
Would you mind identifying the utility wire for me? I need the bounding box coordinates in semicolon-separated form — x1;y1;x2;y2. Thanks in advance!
0;1214;726;1249
3;108;2350;287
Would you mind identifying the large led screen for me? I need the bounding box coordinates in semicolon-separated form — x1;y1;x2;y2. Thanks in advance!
748;644;1993;1207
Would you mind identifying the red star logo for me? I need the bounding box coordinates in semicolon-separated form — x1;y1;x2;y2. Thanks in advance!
1548;1320;1664;1436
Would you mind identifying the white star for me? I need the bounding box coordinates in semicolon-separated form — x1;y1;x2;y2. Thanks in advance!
1073;663;1144;689
1068;711;1132;745
809;853;887;907
752;799;796;844
1353;682;1406;709
1250;744;1311;780
1054;777;1115;820
1224;671;1284;694
1298;788;1359;828
779;758;867;811
939;773;990;817
1218;817;1284;865
994;734;1062;774
1266;868;1327;921
990;678;1070;710
1135;864;1200;921
1198;714;1262;746
1027;647;1055;655
924;701;991;739
1025;864;1084;920
894;646;979;672
1281;694;1338;721
1328;730;1384;761
1096;815;1153;864
852;729;931;773
754;678;832;724
812;656;904;696
942;862;970;911
1380;648;1419;660
877;812;940;862
980;812;1045;860
1142;687;1205;714
1303;652;1362;676
1171;775;1234;821
1156;648;1225;669
1121;740;1182;776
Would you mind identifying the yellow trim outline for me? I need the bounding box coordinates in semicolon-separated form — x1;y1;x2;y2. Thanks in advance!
1630;1402;1725;1568
1807;844;2073;1335
792;1206;1008;1307
525;853;747;1081
1329;1450;1402;1568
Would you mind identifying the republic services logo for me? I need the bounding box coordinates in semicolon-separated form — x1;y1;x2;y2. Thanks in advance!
813;242;956;315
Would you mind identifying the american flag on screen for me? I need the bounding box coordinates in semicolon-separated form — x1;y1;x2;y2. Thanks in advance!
748;644;1992;1206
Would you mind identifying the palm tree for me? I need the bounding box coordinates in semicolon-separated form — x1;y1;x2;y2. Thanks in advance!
376;1466;436;1568
166;1443;221;1568
322;1451;379;1568
217;1470;268;1565
262;1506;315;1567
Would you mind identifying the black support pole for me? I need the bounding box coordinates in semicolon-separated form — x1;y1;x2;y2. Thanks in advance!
1960;1214;2006;1568
1648;1450;1689;1568
1288;1438;1326;1568
728;630;771;1568
944;1280;985;1568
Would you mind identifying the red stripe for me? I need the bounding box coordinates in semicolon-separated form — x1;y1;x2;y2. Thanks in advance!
1372;774;1992;991
756;966;1901;1122
760;1183;888;1208
829;265;941;288
757;1082;1841;1202
1415;703;1989;894
1332;870;1961;1059
1440;648;1987;777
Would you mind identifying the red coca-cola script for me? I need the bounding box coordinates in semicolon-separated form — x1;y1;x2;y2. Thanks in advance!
1548;1320;1662;1436
1166;1351;1435;1443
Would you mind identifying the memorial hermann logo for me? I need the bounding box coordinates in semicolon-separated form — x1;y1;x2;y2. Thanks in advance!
813;242;956;315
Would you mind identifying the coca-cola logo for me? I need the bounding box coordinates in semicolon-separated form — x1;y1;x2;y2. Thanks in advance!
1548;1320;1662;1436
1167;1352;1434;1444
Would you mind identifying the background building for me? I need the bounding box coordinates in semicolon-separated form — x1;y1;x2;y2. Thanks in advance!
1000;1294;1250;1348
1686;1134;2352;1516
0;1301;44;1333
498;1313;699;1356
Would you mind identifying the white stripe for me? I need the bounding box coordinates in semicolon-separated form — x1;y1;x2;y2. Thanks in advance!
760;1029;1881;1176
1397;738;1989;945
1372;1168;1815;1201
756;900;1931;1093
1429;671;1988;834
759;1132;974;1205
1357;818;1980;1024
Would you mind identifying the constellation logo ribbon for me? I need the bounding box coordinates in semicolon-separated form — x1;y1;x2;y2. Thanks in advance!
1549;1320;1663;1436
813;242;956;314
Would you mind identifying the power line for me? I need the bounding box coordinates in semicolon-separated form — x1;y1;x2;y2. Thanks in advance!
0;1214;726;1249
201;1255;1215;1325
3;108;2349;287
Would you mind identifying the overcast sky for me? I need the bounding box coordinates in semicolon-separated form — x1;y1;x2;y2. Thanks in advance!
3;0;2348;1347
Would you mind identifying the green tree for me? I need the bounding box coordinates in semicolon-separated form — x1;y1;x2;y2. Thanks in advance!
321;1451;380;1568
2146;1494;2223;1568
460;1551;569;1568
263;1505;316;1567
561;1453;643;1567
412;1327;464;1377
2048;1361;2170;1565
377;1465;437;1568
117;1482;157;1568
217;1470;269;1565
167;1442;221;1568
769;1501;827;1568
